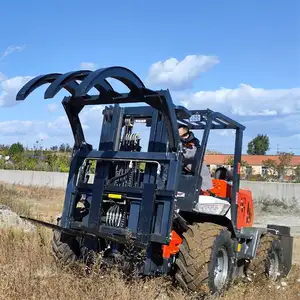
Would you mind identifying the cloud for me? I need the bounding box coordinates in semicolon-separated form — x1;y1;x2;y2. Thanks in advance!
241;113;300;140
37;133;49;141
47;116;71;135
0;105;105;145
217;130;235;137
47;103;58;113
0;71;299;155
175;83;300;154
0;106;299;154
0;120;44;135
0;75;33;107
80;62;97;70
0;101;239;153
47;105;105;132
0;117;71;147
181;84;300;117
0;45;26;60
0;73;6;81
146;54;220;90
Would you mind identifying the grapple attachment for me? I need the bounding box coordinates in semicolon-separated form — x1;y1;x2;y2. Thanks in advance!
16;66;196;253
16;66;184;152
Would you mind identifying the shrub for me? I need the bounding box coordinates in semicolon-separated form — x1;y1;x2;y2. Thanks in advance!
0;151;71;173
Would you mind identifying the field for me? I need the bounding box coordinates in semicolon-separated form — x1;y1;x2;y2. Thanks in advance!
0;183;299;300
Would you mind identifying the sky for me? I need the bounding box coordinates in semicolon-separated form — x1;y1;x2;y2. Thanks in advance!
0;0;299;154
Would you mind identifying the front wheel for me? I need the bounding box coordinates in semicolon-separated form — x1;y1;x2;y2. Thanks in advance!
51;218;81;266
174;223;234;296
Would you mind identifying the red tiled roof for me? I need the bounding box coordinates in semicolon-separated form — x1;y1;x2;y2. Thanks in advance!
204;154;300;166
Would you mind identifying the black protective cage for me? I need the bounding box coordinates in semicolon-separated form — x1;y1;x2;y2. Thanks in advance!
16;66;245;247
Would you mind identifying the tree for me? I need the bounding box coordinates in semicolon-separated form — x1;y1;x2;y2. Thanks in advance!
8;142;24;157
65;143;72;152
226;156;249;167
206;149;222;154
262;152;293;180
277;152;293;179
261;159;278;178
226;156;250;178
50;145;58;151
293;165;300;181
247;134;270;155
58;143;72;152
0;144;9;156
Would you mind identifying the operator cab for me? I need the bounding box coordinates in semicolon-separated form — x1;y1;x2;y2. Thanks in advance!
174;108;244;218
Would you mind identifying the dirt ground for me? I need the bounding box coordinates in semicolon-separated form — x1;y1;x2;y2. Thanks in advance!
0;183;300;300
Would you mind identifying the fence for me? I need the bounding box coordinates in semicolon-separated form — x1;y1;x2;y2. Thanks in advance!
0;169;299;206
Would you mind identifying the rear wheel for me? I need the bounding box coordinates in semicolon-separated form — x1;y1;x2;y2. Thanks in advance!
247;233;283;281
267;241;281;280
174;223;234;296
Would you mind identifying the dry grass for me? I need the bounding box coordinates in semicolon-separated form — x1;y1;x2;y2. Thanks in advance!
0;183;300;300
0;184;65;220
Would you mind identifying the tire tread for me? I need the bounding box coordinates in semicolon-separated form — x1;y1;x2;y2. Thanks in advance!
175;222;232;294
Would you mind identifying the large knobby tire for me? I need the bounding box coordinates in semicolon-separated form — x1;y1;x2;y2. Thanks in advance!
51;218;81;266
247;233;283;281
174;223;234;296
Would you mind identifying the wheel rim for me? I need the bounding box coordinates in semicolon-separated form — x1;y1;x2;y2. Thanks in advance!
214;246;229;290
267;250;279;280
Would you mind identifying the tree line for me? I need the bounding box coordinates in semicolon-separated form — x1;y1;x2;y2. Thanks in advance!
0;135;299;182
0;142;73;154
225;134;300;182
0;142;73;172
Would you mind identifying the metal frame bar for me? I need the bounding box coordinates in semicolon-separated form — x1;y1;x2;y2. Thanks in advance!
177;109;245;131
230;127;243;225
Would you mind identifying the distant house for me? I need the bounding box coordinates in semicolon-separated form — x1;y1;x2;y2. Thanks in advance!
204;154;300;177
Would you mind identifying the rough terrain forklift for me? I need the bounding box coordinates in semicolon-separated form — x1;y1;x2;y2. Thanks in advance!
16;66;293;296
